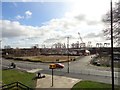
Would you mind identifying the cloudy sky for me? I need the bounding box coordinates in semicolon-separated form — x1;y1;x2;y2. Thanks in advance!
1;0;119;48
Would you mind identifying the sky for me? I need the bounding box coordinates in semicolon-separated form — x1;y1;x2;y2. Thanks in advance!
1;0;119;48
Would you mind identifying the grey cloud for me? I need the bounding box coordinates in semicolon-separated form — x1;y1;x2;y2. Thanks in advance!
43;35;75;43
64;35;75;39
2;27;27;38
74;14;101;25
74;14;86;21
84;32;104;38
44;38;59;43
86;20;101;25
20;36;40;41
2;20;26;38
1;20;44;38
2;31;25;38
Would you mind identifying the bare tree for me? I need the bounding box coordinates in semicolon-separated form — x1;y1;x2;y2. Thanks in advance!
102;1;120;47
4;45;11;49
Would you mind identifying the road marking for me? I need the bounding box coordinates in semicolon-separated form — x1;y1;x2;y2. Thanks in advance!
27;69;43;73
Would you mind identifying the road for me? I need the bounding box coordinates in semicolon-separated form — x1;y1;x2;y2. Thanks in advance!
1;55;120;85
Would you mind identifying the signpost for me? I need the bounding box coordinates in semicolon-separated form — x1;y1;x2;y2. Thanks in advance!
49;63;64;87
49;64;56;87
51;69;53;87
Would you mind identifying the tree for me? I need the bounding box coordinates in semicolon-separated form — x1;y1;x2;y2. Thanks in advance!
4;45;11;49
32;44;39;49
102;1;120;47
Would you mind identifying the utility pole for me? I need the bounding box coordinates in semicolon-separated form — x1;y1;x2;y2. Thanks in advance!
67;37;69;73
110;0;114;90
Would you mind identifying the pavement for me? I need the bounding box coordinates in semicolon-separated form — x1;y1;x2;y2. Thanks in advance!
2;56;120;86
36;74;81;88
27;69;81;89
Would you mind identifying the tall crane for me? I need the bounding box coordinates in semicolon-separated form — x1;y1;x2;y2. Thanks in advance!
78;32;90;55
78;32;85;48
78;32;83;43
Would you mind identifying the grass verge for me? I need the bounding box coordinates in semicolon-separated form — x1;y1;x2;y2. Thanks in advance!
2;69;36;88
72;80;120;90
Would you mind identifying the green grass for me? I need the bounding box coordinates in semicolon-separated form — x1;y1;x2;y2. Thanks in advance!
72;81;120;90
2;69;36;88
0;70;2;86
0;70;2;80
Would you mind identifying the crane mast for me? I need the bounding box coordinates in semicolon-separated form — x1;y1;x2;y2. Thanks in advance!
78;32;90;55
78;32;85;48
78;32;83;43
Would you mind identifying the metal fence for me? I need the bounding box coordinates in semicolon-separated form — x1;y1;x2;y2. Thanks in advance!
2;82;33;90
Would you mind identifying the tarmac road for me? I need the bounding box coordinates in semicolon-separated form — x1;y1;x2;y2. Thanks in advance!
1;55;120;85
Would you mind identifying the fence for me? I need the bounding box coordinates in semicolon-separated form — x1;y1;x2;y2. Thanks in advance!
2;82;33;90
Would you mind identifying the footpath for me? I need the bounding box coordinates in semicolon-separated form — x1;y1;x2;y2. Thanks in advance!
36;74;81;89
27;68;81;89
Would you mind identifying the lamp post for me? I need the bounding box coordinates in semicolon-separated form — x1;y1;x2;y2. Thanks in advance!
67;37;70;73
110;0;114;90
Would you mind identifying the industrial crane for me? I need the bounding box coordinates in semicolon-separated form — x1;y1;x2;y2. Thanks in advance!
78;32;90;55
78;32;86;48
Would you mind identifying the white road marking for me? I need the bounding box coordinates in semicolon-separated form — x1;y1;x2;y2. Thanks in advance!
27;69;43;73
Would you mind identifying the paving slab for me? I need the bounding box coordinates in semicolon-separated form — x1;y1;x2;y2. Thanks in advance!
36;74;81;88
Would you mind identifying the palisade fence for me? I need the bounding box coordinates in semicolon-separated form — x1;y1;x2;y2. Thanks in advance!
2;82;33;90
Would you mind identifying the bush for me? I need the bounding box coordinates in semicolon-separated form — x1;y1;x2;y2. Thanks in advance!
5;56;14;59
92;61;98;65
73;58;76;61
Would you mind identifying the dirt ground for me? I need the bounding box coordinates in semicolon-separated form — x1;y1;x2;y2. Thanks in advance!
19;55;79;62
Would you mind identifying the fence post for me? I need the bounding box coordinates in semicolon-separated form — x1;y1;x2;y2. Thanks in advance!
16;82;18;89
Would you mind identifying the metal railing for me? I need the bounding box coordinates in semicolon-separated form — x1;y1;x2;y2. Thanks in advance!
2;82;33;90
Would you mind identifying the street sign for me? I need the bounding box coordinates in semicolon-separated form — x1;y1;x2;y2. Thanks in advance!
49;64;56;69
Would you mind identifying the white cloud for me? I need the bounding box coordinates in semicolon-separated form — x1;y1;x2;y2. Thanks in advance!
1;16;106;48
4;0;119;48
25;10;32;18
25;11;32;16
15;10;32;20
1;20;43;38
15;15;24;20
